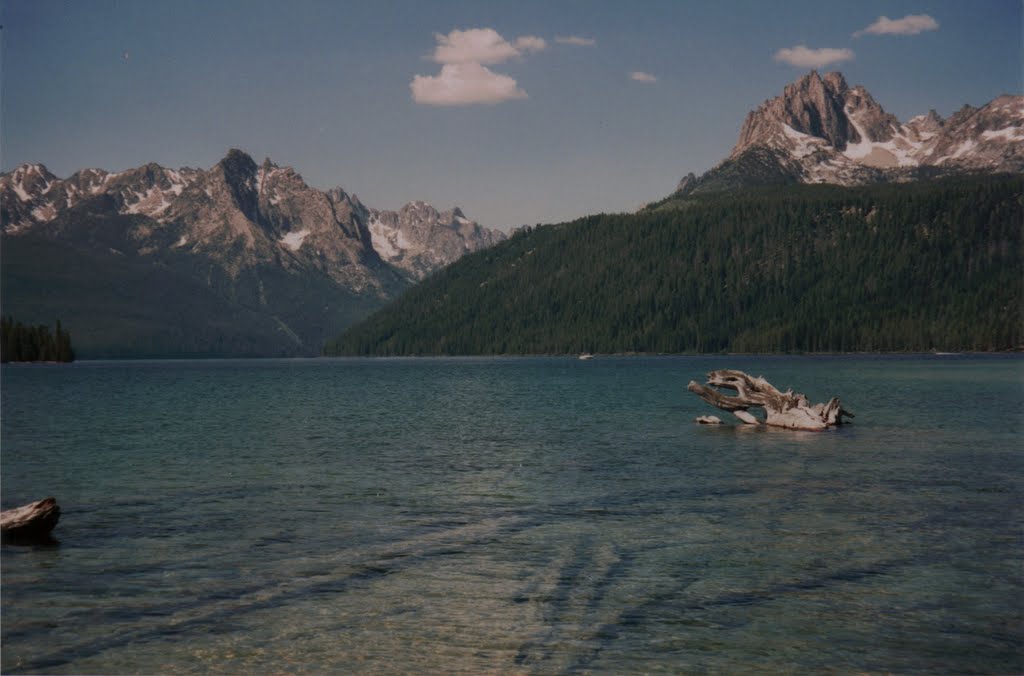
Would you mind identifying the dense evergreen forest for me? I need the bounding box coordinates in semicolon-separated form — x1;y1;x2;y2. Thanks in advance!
1;317;75;362
324;176;1022;356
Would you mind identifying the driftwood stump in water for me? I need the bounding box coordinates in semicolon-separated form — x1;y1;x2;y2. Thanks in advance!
688;369;853;431
1;497;60;542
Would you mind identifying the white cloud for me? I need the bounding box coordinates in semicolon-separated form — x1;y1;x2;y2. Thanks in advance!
773;45;855;68
854;14;939;37
431;28;545;65
514;35;547;53
414;27;546;106
630;71;657;83
555;35;596;46
411;62;528;106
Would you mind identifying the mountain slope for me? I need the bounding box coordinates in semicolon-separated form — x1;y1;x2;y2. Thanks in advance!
660;71;1023;201
1;150;504;357
325;176;1023;355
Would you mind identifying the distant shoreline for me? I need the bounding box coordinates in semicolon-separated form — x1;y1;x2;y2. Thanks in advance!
6;350;1020;363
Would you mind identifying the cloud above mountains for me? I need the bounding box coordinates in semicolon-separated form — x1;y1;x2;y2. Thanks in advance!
775;13;939;70
555;35;596;46
430;28;546;65
411;28;546;106
854;14;940;37
411;62;528;106
773;45;855;69
412;27;595;106
413;13;941;106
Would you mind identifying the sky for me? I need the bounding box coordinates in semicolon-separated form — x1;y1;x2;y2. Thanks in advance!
2;0;1021;231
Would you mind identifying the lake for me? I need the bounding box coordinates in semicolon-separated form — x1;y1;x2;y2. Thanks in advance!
2;355;1022;673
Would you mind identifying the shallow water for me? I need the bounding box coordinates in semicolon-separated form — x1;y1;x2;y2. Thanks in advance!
2;355;1022;673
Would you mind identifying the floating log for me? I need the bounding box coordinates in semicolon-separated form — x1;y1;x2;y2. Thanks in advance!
688;369;853;431
1;497;60;542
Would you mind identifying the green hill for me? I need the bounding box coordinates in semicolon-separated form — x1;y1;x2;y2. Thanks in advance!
324;176;1023;356
1;234;384;358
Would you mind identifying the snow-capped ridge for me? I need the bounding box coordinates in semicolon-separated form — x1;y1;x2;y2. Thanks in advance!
1;149;506;288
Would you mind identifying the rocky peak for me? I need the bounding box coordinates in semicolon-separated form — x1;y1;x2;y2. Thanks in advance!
219;148;258;177
367;201;506;281
213;149;260;220
906;109;944;135
10;163;57;192
672;71;1023;198
821;71;847;92
734;70;855;155
843;85;900;143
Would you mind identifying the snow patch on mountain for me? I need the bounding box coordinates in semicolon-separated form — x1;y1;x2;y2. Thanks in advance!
279;229;310;251
781;124;828;159
981;126;1024;142
368;215;408;260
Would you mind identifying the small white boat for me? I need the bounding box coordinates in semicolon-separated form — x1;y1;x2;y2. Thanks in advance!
578;353;594;360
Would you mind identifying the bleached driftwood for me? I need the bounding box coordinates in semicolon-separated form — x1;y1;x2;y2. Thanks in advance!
1;497;60;541
688;369;853;431
695;415;723;425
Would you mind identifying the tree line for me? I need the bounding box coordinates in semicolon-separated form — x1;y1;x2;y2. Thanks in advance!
324;175;1023;356
1;317;75;362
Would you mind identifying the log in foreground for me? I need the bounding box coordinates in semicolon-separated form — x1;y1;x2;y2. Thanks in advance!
1;497;61;542
688;369;853;431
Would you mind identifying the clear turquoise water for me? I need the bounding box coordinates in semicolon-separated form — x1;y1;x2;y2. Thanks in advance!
2;356;1022;674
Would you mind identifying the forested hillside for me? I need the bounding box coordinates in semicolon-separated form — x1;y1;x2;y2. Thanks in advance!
324;176;1022;356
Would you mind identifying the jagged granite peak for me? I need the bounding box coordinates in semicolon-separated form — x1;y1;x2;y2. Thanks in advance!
8;163;58;194
735;70;856;154
670;71;1024;199
209;148;261;224
734;70;905;157
368;201;505;281
1;164;61;231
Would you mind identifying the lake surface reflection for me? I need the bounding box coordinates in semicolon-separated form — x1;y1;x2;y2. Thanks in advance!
2;355;1021;673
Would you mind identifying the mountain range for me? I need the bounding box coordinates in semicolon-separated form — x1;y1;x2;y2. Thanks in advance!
3;70;1020;357
666;70;1022;199
1;149;504;357
328;71;1022;355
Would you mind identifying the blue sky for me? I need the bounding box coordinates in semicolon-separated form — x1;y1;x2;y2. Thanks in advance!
2;0;1020;230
